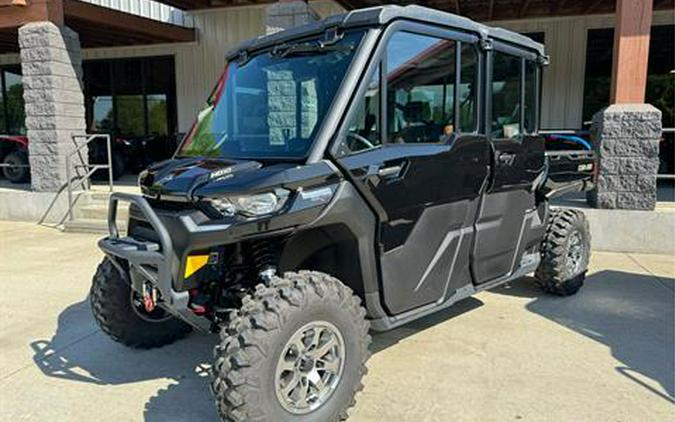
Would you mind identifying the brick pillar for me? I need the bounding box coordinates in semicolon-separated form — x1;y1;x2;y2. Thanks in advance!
265;0;319;35
18;21;86;192
588;104;661;210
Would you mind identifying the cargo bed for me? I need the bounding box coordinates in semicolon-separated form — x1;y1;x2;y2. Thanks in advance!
543;150;596;198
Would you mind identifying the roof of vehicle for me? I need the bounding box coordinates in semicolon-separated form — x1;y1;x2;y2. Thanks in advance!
226;5;546;60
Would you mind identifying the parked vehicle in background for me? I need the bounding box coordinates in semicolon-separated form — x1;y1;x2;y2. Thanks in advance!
0;133;180;183
89;133;179;180
543;132;592;151
0;135;30;183
89;6;597;421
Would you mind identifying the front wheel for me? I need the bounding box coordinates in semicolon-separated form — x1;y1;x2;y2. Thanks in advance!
211;271;370;422
90;258;191;348
535;208;591;296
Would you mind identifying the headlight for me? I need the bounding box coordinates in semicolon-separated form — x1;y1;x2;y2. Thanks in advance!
206;189;289;217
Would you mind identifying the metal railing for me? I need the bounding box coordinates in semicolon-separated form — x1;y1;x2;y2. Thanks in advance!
539;129;592;136
65;134;113;221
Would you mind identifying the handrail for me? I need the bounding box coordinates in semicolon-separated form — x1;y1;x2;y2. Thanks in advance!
65;134;113;221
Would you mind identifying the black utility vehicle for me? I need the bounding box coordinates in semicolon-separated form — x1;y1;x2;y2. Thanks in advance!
91;6;596;421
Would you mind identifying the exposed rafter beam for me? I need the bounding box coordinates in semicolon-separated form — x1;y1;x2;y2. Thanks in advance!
455;0;461;15
584;0;606;14
654;0;675;9
519;0;532;17
552;0;567;14
488;0;494;21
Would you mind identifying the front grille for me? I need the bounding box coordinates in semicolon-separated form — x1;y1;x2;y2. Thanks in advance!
145;197;194;211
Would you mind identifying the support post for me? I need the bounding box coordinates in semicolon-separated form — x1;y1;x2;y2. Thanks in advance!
18;21;86;192
588;0;660;211
610;0;653;103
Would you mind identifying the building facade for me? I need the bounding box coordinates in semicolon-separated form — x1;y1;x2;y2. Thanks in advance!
0;0;672;209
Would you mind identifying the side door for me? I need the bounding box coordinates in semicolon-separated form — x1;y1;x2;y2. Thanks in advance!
472;44;546;284
333;26;490;315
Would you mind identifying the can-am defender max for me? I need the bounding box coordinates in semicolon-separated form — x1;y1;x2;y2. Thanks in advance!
91;6;595;421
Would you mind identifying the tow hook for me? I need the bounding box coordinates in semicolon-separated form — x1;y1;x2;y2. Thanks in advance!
188;289;209;316
142;283;158;313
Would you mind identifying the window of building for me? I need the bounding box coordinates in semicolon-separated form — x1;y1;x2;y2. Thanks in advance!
83;56;177;137
582;28;614;125
0;66;25;135
491;51;522;138
0;73;5;134
386;32;457;144
647;25;674;130
582;25;674;129
523;32;545;45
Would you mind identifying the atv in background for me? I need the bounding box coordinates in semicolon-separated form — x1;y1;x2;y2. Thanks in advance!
0;135;29;183
0;133;180;183
89;133;179;180
543;132;592;151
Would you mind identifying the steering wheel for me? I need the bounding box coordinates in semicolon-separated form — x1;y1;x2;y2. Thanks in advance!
346;132;375;151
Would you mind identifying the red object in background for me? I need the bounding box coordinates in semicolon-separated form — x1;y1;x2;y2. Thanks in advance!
0;135;29;149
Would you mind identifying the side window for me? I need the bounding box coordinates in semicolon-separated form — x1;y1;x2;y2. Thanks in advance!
459;44;478;132
386;32;456;144
491;51;521;139
524;60;538;133
343;65;381;154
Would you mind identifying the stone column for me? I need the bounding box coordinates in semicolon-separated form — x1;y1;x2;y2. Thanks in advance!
264;0;320;35
18;21;86;192
587;104;661;210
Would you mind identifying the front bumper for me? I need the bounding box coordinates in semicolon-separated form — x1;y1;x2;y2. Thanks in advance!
98;192;211;331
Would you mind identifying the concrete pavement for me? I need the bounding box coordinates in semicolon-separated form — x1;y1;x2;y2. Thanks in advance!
0;221;673;421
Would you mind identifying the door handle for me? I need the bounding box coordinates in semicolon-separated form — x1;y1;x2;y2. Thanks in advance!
378;165;403;178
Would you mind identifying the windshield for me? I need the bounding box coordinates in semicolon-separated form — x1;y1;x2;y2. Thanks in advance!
177;30;366;160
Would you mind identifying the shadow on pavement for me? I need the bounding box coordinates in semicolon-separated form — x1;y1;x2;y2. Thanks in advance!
370;297;484;354
29;294;484;421
30;268;674;420
492;271;675;404
30;298;220;421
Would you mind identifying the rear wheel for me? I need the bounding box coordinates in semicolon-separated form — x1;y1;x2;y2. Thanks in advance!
90;258;191;348
535;208;591;296
211;271;370;422
2;150;30;183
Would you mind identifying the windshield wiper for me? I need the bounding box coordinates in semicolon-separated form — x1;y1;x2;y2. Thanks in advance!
271;41;353;58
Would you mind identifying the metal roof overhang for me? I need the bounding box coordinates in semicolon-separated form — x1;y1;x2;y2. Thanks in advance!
0;0;196;54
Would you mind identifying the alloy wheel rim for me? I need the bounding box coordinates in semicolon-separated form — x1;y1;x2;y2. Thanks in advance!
566;230;585;276
274;320;345;414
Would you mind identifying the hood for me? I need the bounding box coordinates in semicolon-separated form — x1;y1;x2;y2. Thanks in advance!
139;157;265;199
140;156;342;202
